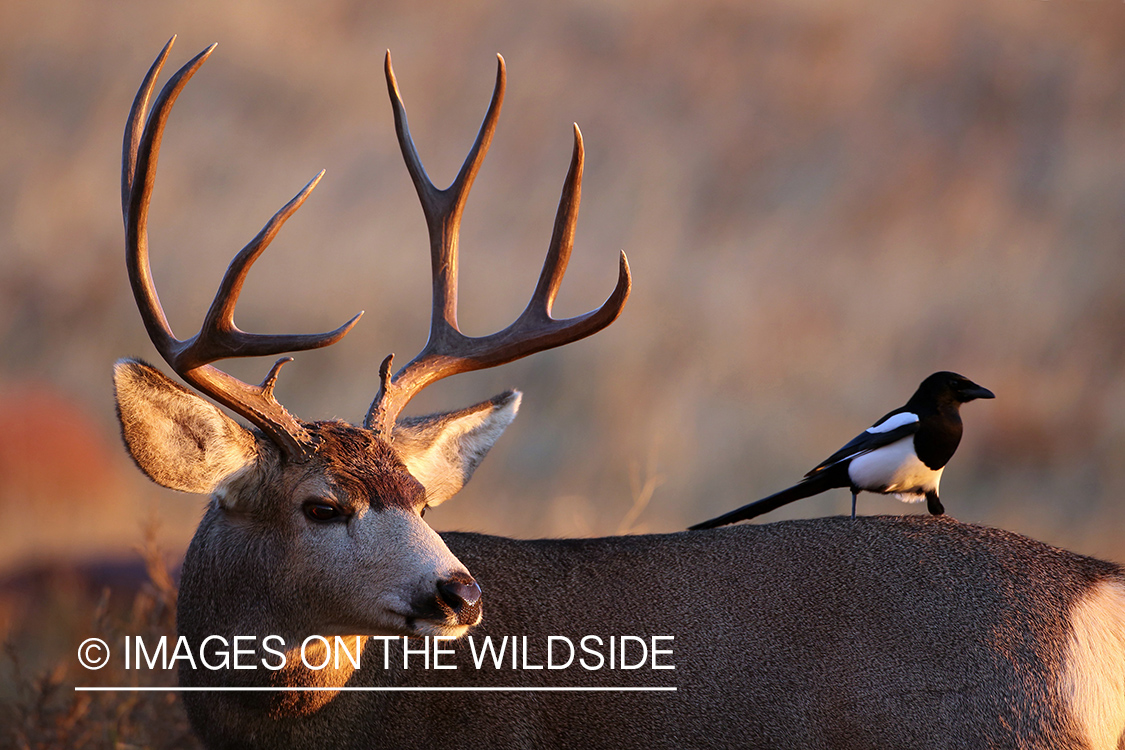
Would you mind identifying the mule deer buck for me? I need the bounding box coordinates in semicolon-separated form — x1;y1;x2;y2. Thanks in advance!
114;38;1125;749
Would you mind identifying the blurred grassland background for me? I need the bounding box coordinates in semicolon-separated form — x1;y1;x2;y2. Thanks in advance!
3;0;1125;742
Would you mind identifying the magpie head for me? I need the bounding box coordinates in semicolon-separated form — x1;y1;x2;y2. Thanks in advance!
918;371;995;406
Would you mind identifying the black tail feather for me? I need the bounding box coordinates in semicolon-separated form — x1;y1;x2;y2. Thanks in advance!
688;474;842;530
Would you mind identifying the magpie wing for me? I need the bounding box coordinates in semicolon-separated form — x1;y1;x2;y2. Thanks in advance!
804;411;919;477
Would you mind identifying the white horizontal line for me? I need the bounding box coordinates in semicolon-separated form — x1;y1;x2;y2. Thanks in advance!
75;686;677;693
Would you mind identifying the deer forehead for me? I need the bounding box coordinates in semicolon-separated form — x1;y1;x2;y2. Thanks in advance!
299;422;427;510
217;422;427;513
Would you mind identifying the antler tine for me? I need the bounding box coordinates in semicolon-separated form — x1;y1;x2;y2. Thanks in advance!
124;39;215;354
365;55;631;435
522;124;627;323
192;171;363;367
124;40;363;461
123;36;176;222
526;123;584;317
506;122;631;347
383;51;505;339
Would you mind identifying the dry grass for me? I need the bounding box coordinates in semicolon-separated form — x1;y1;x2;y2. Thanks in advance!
0;0;1122;555
3;0;1125;553
1;531;199;750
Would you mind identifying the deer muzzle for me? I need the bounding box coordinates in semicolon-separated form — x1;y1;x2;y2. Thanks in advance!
437;577;483;626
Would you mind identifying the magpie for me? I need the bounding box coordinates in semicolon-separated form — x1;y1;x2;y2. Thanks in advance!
689;372;994;529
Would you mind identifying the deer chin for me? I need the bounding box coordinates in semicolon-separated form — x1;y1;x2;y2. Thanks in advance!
411;620;476;639
316;612;474;640
392;608;482;639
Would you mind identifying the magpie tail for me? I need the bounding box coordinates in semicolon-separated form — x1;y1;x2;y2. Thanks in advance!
688;474;840;530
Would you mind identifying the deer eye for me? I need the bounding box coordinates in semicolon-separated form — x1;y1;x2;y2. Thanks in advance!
303;500;343;523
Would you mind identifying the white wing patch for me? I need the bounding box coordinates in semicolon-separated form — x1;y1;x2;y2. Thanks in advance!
866;411;919;434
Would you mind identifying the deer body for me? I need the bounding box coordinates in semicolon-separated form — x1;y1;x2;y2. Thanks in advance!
171;510;1125;749
114;40;1125;749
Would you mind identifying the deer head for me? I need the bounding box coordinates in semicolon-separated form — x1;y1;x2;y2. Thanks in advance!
113;37;630;644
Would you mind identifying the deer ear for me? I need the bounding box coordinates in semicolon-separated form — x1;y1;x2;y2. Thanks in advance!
113;359;259;494
391;390;521;507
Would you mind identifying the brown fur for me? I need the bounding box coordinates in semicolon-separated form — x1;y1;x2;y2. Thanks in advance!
178;517;1125;749
114;360;1125;749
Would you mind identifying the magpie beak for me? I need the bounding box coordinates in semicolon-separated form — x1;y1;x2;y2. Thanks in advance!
689;371;994;530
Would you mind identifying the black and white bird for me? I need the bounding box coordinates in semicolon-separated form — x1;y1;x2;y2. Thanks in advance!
689;372;994;530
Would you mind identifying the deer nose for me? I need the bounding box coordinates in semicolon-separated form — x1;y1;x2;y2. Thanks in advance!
437;578;482;613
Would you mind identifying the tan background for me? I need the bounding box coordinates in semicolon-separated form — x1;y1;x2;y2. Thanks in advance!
2;1;1124;578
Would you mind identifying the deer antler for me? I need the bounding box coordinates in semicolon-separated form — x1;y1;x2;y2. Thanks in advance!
123;37;362;461
365;52;631;435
